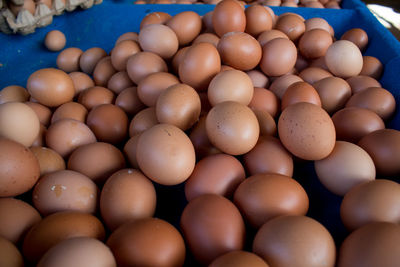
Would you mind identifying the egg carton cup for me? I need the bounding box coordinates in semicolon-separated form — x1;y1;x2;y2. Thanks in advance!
0;0;102;35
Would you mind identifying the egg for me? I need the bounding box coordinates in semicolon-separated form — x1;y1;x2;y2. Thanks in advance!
338;222;400;267
299;67;332;84
212;0;246;37
304;17;334;35
358;129;400;177
129;107;158;136
278;102;336;160
37;237;116;267
51;102;88;124
341;179;400;231
107;71;134;94
115;32;139;44
325;40;363;78
193;33;220;47
346;75;381;94
30;146;65;176
139;11;171;29
123;134;141;168
100;169;156;231
126;51;168;84
44;30;66;52
281;81;321;110
110;40;141;71
166;11;202;45
253;215;336;267
180;194;246;265
249;87;279;117
246;70;269;88
253;109;277;136
31;124;47;147
107;218;186;267
27;68;75;107
0;85;30;104
341;28;369;51
189;116;221;159
136;124;195;185
257;29;288;47
275;13;305;41
78;86;115;110
313;76;351;114
0;198;41;244
245;4;273;37
269;74;303;99
92;57;117;87
115;86;145;116
22;211;105;263
299;29;332;59
260;38;297;77
139;24;179;59
68;71;95;96
0;236;24;267
315;141;376;196
56;47;83;73
79;47;107;75
360;56;383;79
210;251;269;267
67;142;126;184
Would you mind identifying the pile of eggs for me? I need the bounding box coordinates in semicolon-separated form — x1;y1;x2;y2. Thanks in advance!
1;0;400;266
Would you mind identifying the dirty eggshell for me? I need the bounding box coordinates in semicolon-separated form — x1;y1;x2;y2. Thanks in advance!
136;124;196;185
206;101;259;156
37;237;116;267
185;153;245;201
180;194;246;265
260;38;297;77
278;102;335;160
338;222;400;267
107;218;185;267
27;68;75;107
0;138;40;197
212;0;246;37
0;236;24;267
100;169;156;231
30;146;66;176
253;215;336;267
234;174;309;228
315;141;376;196
32;170;98;216
341;179;400;231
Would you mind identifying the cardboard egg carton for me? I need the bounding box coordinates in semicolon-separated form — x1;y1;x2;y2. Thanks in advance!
0;0;102;35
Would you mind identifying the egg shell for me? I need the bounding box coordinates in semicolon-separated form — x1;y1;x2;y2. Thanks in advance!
116;86;145;117
360;56;383;79
115;32;139;45
260;38;297;77
67;142;126;184
51;102;88;124
253;109;277;136
0;236;24;267
299;67;332;84
281;81;321;111
68;72;95;96
79;47;107;75
278;102;336;160
275;14;305;41
0;85;30;104
245;4;273;37
110;40;141;71
24;102;51;127
78;86;115;110
189;116;221;159
107;71;134;94
139;11;172;29
346;75;381;94
210;251;269;267
123;134;141;169
269;74;303;100
107;218;185;267
246;70;269;88
56;47;83;73
126;51;168;85
30;146;66;176
341;28;369;52
171;47;189;74
180;194;246;265
44;30;66;52
139;24;179;60
212;0;246;37
193;33;220;47
257;29;289;47
93;57;117;87
167;11;202;46
325;40;363;78
249;87;279;118
31;124;47;147
299;29;332;59
129;107;158;137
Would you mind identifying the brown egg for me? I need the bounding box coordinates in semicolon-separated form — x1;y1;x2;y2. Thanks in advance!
358;129;400;176
129;107;158;136
156;84;201;130
46;119;96;158
246;70;269;88
217;32;262;71
0;138;40;197
212;0;246;37
181;194;245;264
193;33;220;47
32;170;98;216
110;40;141;71
206;101;259;155
253;109;277;136
22;211;105;263
202;10;214;32
100;169;156;231
115;32;139;45
295;52;309;72
275;14;305;42
68;72;95;96
107;71;134;94
137;72;180;107
260;38;297;77
338;222;400;267
179;42;221;91
123;134;141;168
305;17;334;35
0;236;24;267
30;146;65;176
171;47;189;75
325;0;341;8
310;56;330;70
25;101;52;126
341;179;400;231
27;68;75;107
346;75;381;94
341;28;369;51
67;142;126;184
31;124;47;147
313;76;351;114
249;87;278;117
360;56;383;79
269;74;303;99
299;29;332;59
257;29;288;47
253;215;336;267
281;81;321;110
0;85;30;104
262;0;281;6
208;69;254;106
139;11;171;29
210;251;269;267
79;47;107;75
139;24;178;60
189;116;221;159
299;67;332;84
126;51;168;84
167;11;202;45
278;102;335;160
346;87;396;120
234;174;308;228
37;237;116;267
0;198;41;244
243;135;293;177
325;40;363;78
56;47;83;73
78;86;115;110
51;102;88;124
185;153;245;201
107;218;185;267
115;86;145;116
315;141;375;196
92;57;117;87
136;124;195;185
44;30;66;52
245;4;273;37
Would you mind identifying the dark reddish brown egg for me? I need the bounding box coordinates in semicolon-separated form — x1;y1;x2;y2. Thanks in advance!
281;81;321;111
245;4;273;37
341;28;369;52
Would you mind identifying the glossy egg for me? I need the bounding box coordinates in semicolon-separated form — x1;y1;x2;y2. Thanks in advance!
260;38;297;77
212;0;246;37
